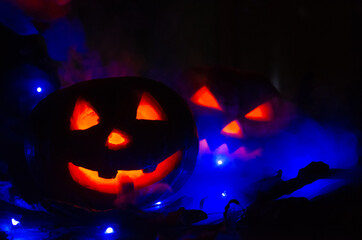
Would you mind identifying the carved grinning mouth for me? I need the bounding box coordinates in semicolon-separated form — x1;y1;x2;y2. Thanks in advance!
68;150;182;194
199;139;262;161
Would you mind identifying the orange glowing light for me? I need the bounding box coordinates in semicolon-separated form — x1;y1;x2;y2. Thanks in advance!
245;102;273;121
190;86;222;111
70;98;100;130
68;150;182;194
221;120;243;138
136;92;167;121
106;129;129;150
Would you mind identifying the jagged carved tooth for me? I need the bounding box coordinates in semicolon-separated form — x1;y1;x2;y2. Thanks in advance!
98;169;118;179
214;143;230;155
199;139;212;155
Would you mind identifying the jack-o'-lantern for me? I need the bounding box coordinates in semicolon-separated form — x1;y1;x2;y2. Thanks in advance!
164;68;296;213
25;77;198;210
177;67;295;163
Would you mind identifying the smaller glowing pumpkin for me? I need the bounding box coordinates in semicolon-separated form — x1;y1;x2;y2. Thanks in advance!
177;67;295;161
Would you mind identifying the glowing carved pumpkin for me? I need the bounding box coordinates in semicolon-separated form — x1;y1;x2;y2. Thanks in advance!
26;77;198;210
178;68;295;162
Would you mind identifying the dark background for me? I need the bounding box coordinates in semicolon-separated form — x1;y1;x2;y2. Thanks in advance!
2;0;361;128
0;1;361;238
1;0;361;178
72;0;362;127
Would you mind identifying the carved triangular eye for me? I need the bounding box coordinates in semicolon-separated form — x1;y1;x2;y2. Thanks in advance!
70;98;100;130
245;102;273;121
136;92;167;121
190;86;223;111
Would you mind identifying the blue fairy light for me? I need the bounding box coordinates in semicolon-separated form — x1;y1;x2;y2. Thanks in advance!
104;227;114;234
11;218;20;226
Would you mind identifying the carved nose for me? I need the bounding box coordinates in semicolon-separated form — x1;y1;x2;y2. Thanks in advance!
106;129;129;150
221;120;244;138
